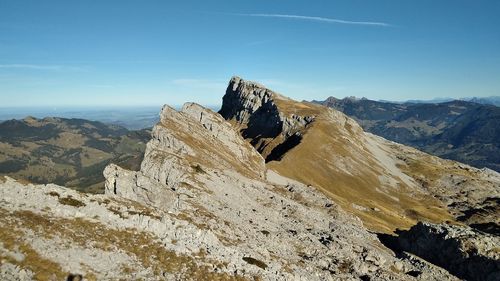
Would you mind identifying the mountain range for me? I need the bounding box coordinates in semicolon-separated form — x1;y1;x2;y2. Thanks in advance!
0;107;161;130
379;96;500;107
0;77;498;280
312;97;500;172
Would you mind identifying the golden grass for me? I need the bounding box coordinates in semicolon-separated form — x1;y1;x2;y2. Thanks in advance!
225;82;458;233
242;257;268;270
47;132;86;149
14;177;32;185
267;111;454;233
80;147;113;167
273;97;322;117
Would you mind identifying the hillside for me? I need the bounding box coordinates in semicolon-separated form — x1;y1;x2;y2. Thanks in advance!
0;117;149;193
313;97;500;172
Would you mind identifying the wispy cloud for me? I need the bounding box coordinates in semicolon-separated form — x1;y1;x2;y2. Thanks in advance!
0;64;85;71
235;14;391;27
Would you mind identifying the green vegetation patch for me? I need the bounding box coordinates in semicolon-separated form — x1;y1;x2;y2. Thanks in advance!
242;257;268;270
58;196;86;208
0;159;28;173
191;164;206;174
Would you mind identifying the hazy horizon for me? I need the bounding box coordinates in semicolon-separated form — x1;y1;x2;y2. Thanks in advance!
1;1;499;107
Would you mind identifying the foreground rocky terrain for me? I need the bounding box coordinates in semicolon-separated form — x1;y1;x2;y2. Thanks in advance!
0;77;498;280
0;117;149;193
313;97;500;172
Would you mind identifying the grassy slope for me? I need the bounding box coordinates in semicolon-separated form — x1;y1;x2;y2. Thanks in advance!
265;98;451;233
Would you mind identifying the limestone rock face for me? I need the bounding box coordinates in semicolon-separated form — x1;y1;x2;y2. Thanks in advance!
103;164;176;209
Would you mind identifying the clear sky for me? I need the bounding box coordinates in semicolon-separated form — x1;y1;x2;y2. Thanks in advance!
1;0;499;107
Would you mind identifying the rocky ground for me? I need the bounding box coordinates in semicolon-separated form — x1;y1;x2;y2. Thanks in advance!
0;77;499;280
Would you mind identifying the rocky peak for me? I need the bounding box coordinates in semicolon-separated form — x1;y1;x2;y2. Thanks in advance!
219;76;316;160
219;76;280;125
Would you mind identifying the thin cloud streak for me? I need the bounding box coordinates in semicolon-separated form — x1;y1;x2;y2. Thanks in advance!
0;64;85;71
238;14;391;27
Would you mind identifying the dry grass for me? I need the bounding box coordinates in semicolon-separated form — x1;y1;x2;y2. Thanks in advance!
0;209;68;280
0;175;6;183
14;177;32;185
273;97;322;117
47;191;60;197
0;208;247;280
265;106;454;233
58;196;86;208
242;257;268;270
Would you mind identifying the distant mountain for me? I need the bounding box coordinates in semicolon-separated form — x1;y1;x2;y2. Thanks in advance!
466;96;500;107
0;117;149;193
402;97;455;104
380;96;500;107
313;97;500;172
0;107;161;130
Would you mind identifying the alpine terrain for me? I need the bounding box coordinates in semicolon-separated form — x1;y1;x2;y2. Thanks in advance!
0;77;498;281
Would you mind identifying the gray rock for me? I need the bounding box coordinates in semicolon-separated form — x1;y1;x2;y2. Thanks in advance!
387;222;500;281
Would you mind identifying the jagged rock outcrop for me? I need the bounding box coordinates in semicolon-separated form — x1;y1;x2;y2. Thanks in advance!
382;222;500;281
220;76;315;160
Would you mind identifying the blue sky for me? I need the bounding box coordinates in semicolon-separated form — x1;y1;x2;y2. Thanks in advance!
0;0;499;107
